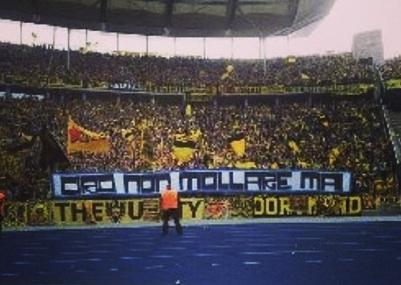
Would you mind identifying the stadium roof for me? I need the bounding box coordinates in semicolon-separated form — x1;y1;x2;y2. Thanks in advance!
0;0;336;37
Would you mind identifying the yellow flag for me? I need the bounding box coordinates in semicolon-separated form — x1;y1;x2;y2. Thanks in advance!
235;161;256;169
329;147;340;165
301;73;310;80
185;104;192;116
228;133;245;157
288;140;300;153
172;133;197;162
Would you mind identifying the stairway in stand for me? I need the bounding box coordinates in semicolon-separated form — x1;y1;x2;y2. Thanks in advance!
383;106;401;164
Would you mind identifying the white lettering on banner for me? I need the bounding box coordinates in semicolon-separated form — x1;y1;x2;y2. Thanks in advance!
108;82;141;91
127;181;139;194
52;170;351;196
233;171;244;184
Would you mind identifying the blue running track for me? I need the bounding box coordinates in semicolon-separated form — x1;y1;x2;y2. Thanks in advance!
1;221;401;285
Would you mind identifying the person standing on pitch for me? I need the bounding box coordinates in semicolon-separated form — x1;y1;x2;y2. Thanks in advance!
160;184;183;235
0;190;5;235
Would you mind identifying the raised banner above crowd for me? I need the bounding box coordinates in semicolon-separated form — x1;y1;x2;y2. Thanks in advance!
172;133;197;162
52;169;352;197
107;81;143;92
228;132;246;157
67;117;110;154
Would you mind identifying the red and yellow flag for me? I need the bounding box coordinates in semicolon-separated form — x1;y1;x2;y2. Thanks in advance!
67;117;110;154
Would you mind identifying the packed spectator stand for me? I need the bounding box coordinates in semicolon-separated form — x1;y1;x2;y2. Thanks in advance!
0;43;398;201
380;57;401;83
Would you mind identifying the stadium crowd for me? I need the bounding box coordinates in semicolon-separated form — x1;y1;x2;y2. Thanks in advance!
380;57;401;91
0;43;375;91
0;93;396;201
380;57;401;81
0;43;398;201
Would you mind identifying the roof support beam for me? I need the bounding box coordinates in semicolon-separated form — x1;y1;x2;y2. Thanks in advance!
288;0;300;32
100;0;108;23
31;0;40;22
164;0;175;29
226;0;239;31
